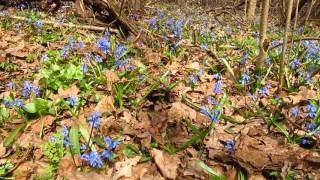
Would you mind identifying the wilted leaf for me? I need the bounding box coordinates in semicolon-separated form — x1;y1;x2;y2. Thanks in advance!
114;156;141;179
94;95;115;114
150;149;180;179
168;102;197;122
50;83;79;100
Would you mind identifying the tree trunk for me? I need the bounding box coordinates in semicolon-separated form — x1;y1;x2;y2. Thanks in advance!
256;0;270;72
304;0;316;26
279;0;294;92
293;0;300;29
247;0;257;22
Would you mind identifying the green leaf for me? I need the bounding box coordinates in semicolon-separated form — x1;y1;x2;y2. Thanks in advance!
3;122;27;147
123;144;140;157
193;159;221;177
69;125;80;154
79;124;96;151
25;103;37;113
0;107;9;121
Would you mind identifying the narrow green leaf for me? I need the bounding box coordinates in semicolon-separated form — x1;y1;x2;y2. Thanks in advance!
69;125;80;154
4;122;27;147
123;144;140;157
193;159;221;176
79;124;96;151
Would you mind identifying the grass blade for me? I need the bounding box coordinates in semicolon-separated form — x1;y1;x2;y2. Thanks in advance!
69;124;80;154
193;159;221;177
79;124;96;151
3;122;27;147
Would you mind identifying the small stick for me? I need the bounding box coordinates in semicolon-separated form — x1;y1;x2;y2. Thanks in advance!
0;13;119;34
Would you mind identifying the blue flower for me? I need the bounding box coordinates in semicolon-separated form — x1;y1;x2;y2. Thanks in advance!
3;98;24;108
300;138;310;146
49;136;58;144
41;54;48;62
240;51;249;65
200;107;211;117
34;20;43;29
80;63;88;73
7;81;14;90
200;107;221;123
116;43;127;60
104;136;121;150
138;74;145;81
88;111;100;128
77;42;84;49
207;96;219;105
289;57;300;69
306;103;317;118
148;17;157;30
95;55;103;63
97;38;110;53
33;86;41;97
200;43;208;50
63;138;73;146
80;144;87;150
213;73;221;80
291;107;300;117
16;22;22;28
81;151;103;168
265;57;271;65
259;84;271;96
101;150;112;161
213;80;223;94
240;73;250;85
172;20;183;39
114;59;128;69
189;75;197;84
22;81;34;97
225;140;235;152
60;46;69;58
61;126;69;137
305;122;317;132
67;96;78;107
248;93;257;101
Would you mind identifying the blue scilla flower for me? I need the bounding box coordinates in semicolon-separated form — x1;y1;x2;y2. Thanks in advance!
248;93;257;101
225;140;235;152
289;57;300;69
3;98;24;108
240;51;249;65
200;43;208;50
172;20;183;39
97;38;110;53
63;138;73;146
114;59;128;69
81;151;103;168
189;75;197;84
207;96;219;105
88;111;100;128
101;150;112;161
104;136;121;150
41;54;48;62
213;80;223;94
61;126;69;137
240;73;250;85
67;96;78;107
265;57;271;65
22;81;34;97
80;144;87;150
77;42;84;49
291;107;300;117
60;46;69;58
34;20;43;29
7;81;14;90
200;107;211;117
148;17;157;30
80;62;88;73
200;107;221;123
306;103;317;118
259;84;271;96
213;73;221;80
95;55;103;63
49;136;58;144
116;43;127;60
138;74;145;81
305;122;317;132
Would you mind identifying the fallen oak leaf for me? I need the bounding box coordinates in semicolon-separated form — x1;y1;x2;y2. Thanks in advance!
113;156;141;180
94;95;115;114
50;83;79;101
150;149;180;179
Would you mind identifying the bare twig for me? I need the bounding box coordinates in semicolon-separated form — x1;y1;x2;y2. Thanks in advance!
0;13;119;34
270;37;320;50
214;10;247;26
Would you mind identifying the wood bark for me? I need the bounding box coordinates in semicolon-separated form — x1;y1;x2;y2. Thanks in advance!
304;0;316;26
247;0;257;22
256;0;270;72
279;0;294;92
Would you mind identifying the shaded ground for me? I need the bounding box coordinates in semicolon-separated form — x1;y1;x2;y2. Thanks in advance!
0;2;320;180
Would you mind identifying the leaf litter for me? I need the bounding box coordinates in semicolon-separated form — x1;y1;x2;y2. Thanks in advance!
0;1;319;180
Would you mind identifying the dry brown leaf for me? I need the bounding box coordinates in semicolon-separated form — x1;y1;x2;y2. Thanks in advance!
144;51;162;64
29;115;55;133
105;70;119;91
50;83;79;100
0;142;6;158
288;86;317;104
58;155;82;176
114;156;141;180
150;149;180;179
168;102;197;122
5;41;28;58
94;95;115;114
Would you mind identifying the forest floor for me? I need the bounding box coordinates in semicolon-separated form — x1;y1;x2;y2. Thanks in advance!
0;2;320;180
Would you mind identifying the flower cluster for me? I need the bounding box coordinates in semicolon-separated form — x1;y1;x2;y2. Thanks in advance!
200;107;221;123
240;72;250;85
67;96;78;107
88;111;100;128
306;103;318;118
258;84;271;96
3;98;24;108
289;57;300;69
22;81;41;98
240;51;249;65
225;140;236;152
